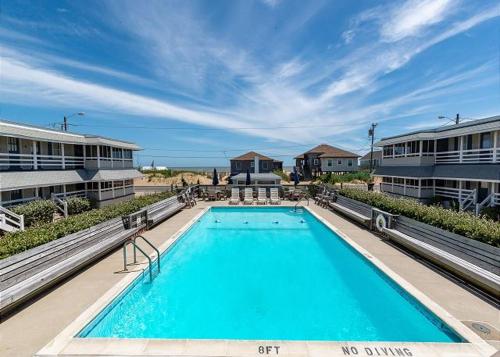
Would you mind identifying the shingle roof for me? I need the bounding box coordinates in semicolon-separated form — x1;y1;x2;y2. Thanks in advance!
359;150;382;161
231;151;275;161
295;144;359;159
231;173;281;181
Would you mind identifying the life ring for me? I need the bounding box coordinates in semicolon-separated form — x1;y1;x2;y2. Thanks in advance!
375;214;387;232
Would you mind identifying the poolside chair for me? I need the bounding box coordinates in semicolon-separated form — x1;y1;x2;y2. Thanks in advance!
243;188;254;205
207;186;217;201
269;188;281;205
257;188;267;205
228;188;240;205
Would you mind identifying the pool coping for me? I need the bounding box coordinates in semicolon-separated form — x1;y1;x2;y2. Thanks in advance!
36;205;496;357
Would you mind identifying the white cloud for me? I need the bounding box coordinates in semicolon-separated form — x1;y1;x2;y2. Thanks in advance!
381;0;456;42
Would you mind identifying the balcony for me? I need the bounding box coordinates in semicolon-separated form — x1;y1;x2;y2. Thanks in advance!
0;153;133;171
435;148;499;164
0;153;84;170
380;183;433;198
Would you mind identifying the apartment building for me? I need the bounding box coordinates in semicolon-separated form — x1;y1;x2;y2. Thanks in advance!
295;144;359;179
374;116;499;213
0;119;143;208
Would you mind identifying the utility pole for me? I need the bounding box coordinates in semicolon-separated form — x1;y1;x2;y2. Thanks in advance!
63;116;68;131
368;123;378;172
455;113;460;125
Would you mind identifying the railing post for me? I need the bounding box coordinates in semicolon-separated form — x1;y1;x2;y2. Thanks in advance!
458;181;463;210
493;131;498;163
32;141;38;170
61;144;66;169
459;136;463;163
97;145;101;169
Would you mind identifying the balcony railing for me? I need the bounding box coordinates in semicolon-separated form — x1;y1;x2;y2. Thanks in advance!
0;153;133;170
435;148;498;164
0;153;85;169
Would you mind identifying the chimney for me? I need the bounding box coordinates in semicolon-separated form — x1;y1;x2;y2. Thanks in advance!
254;155;259;173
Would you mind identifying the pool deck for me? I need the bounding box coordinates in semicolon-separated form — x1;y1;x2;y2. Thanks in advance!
0;201;498;357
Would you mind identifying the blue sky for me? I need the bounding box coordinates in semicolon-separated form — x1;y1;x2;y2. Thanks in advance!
1;0;499;167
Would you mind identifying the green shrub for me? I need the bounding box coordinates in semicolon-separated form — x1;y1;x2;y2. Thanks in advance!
11;200;56;227
338;188;500;247
318;171;371;185
0;193;174;259
66;197;92;215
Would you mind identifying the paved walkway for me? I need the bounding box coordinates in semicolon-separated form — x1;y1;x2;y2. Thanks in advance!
0;201;498;357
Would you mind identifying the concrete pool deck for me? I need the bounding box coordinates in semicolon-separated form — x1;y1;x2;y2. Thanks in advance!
0;201;498;357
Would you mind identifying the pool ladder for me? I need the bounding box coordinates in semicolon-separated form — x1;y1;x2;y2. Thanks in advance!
123;235;160;282
293;195;309;212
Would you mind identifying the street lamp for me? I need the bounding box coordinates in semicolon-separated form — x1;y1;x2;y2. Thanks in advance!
438;113;460;125
62;112;85;131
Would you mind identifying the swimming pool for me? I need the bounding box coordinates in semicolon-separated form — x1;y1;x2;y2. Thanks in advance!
79;207;461;342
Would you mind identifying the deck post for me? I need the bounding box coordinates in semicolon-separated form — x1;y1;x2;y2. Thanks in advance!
61;143;65;169
458;180;463;210
32;141;38;170
493;131;498;163
459;136;464;163
97;145;101;169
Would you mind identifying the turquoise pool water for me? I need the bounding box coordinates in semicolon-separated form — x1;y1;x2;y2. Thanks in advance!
80;207;461;342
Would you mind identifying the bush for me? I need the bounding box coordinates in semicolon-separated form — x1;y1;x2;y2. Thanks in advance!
11;200;56;227
318;171;371;185
66;197;92;215
338;188;500;247
0;193;174;259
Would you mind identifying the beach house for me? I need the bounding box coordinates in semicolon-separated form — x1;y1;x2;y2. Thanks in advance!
295;144;360;179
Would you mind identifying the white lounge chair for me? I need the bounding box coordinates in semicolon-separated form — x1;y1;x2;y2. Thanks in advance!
257;188;267;205
229;188;240;205
269;188;281;205
243;188;254;205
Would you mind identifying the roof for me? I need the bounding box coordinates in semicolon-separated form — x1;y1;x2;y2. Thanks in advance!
231;151;275;161
295;144;360;159
0;169;143;190
0;119;141;150
374;164;500;181
359;150;382;161
231;173;282;181
376;115;500;146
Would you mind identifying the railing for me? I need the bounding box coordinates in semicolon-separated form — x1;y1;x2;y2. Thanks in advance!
53;190;87;199
476;192;500;215
0;205;25;232
435;148;496;164
0;153;85;169
51;194;68;218
1;196;40;207
434;187;476;211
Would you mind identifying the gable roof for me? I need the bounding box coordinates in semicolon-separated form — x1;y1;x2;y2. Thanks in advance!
295;144;359;159
231;151;275;161
359;150;382;161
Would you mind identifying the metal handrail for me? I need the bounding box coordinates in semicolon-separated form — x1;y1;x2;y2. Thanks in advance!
133;235;161;274
123;240;155;282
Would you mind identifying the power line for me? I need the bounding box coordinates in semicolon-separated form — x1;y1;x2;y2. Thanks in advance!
67;122;355;131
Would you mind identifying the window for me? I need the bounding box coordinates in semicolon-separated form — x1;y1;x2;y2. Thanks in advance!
348;159;353;167
394;143;405;156
383;145;393;157
421;179;434;187
262;161;268;170
100;146;111;158
7;137;19;153
86;182;98;190
123;150;132;159
112;147;123;159
480;132;492;149
250;161;255;168
407;141;419;155
327;159;333;167
114;180;124;188
394;177;404;185
406;179;418;187
337;159;342;165
422;140;434;155
235;162;241;170
86;145;97;158
10;189;22;201
124;179;133;186
313;158;319;165
100;181;112;189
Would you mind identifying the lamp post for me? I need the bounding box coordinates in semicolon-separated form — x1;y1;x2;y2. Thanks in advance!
438;113;460;125
62;112;85;131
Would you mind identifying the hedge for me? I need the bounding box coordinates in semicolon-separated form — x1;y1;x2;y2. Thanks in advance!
66;197;91;215
11;200;56;227
318;171;371;185
0;193;175;259
339;188;500;247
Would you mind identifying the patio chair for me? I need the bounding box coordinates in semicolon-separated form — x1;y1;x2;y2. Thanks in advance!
269;188;281;205
257;188;267;205
243;188;254;205
207;186;217;201
228;188;240;205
